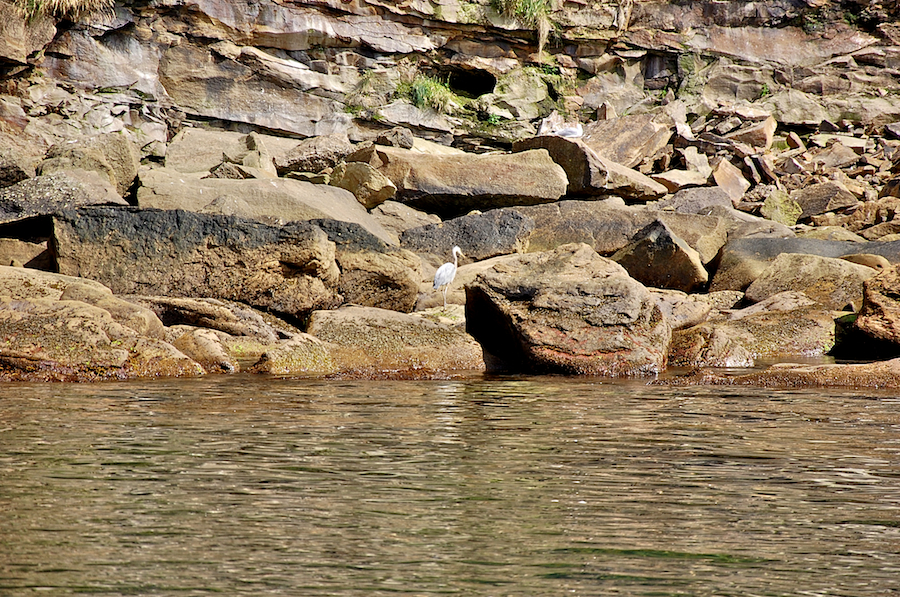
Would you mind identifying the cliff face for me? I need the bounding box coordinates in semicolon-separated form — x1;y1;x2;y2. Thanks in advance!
1;0;899;149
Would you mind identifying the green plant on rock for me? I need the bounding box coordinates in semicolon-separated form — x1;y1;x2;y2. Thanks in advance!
15;0;113;20
491;0;553;55
397;74;462;114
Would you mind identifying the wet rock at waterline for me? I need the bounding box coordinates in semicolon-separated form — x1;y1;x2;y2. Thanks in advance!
305;305;484;377
0;267;202;381
465;243;671;376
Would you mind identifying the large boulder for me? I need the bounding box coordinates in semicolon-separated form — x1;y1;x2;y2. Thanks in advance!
52;207;344;321
744;253;877;311
611;220;709;293
305;305;484;377
312;218;421;313
465;243;671;376
511;135;668;200
135;166;398;245
165;128;300;174
670;292;839;367
580;112;675;169
855;266;900;345
352;145;568;217
274;133;355;176
38;133;140;196
521;200;727;264
400;207;535;264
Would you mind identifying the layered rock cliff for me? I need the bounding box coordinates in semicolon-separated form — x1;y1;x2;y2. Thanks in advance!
2;0;899;151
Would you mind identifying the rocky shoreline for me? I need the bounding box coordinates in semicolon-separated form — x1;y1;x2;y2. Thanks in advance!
2;0;900;385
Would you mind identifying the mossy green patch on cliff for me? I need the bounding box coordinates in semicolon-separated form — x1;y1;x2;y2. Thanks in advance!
397;74;467;114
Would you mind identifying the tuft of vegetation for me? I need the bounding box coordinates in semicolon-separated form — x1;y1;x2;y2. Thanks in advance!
397;74;462;114
15;0;114;20
491;0;553;55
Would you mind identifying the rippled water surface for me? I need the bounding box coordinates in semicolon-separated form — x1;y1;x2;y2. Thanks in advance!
2;375;900;596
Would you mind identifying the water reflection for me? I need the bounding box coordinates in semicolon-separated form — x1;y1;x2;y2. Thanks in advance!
1;376;899;595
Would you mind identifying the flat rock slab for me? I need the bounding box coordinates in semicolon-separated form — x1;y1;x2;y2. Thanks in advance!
306;305;484;377
664;357;900;389
52;207;343;321
465;243;671;376
744;253;877;310
367;146;568;217
136;166;398;245
0;171;127;225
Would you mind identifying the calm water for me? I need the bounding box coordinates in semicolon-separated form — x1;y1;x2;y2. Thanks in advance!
1;374;899;596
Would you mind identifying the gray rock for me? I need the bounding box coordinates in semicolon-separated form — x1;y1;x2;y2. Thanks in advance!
370;201;441;240
791;181;859;221
611;220;709;293
0;170;127;226
744;253;877;311
465;243;671;376
52;207;343;321
400;208;534;263
710;237;900;292
657;186;735;215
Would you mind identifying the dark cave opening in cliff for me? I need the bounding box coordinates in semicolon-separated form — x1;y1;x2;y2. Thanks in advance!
442;67;497;98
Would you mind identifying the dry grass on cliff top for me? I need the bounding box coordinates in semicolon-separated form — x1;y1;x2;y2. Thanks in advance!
16;0;114;20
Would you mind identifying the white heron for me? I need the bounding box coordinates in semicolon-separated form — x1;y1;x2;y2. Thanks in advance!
433;246;464;308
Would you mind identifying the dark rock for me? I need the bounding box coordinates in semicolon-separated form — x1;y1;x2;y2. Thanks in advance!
400;208;535;263
52;207;343;321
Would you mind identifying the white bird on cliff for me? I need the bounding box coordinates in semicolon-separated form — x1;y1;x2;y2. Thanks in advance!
433;246;464;308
